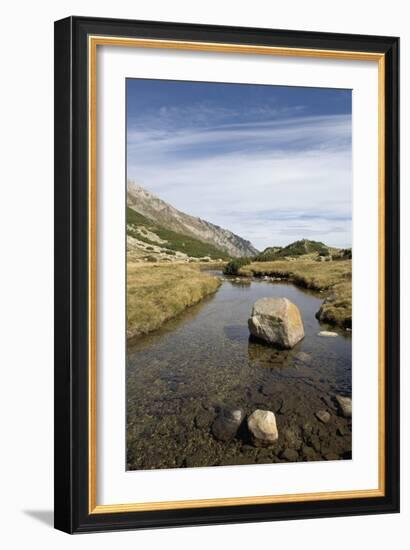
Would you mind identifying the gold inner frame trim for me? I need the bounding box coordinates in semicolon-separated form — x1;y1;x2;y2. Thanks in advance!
88;35;386;514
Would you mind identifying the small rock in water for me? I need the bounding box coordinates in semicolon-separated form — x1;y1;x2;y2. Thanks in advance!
302;445;317;461
260;381;276;397
335;395;352;418
324;452;339;461
315;410;331;423
302;422;314;436
283;427;303;449
294;351;312;364
184;454;205;468
310;435;321;452
318;330;338;337
247;409;279;447
195;408;216;430
211;408;244;441
281;448;299;462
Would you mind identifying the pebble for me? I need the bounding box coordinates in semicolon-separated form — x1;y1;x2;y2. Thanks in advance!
302;445;317;460
324;452;340;461
195;408;216;430
335;395;352;418
281;448;299;462
294;351;312;364
315;410;331;424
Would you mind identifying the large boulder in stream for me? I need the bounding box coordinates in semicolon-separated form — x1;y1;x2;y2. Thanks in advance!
248;297;304;348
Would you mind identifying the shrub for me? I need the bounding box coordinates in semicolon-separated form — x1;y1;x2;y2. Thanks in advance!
223;257;252;275
333;248;352;261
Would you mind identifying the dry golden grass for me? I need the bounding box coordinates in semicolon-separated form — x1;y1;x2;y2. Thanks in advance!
240;259;352;327
127;263;221;338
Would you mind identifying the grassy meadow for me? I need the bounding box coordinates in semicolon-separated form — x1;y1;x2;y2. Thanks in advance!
127;257;352;340
127;263;221;339
240;259;352;327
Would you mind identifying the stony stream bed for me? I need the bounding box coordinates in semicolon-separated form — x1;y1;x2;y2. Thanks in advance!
127;273;352;470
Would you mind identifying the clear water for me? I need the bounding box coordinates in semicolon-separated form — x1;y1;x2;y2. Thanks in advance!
127;273;352;470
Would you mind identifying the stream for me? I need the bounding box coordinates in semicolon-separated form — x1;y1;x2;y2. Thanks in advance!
127;271;352;470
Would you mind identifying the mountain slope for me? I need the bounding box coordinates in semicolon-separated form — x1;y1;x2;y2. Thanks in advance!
255;239;344;261
127;207;230;261
127;182;258;258
278;239;328;256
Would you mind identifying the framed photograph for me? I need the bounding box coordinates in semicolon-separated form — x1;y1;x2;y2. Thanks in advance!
54;16;399;533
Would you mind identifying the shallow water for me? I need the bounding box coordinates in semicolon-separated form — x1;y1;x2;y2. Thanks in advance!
127;273;352;470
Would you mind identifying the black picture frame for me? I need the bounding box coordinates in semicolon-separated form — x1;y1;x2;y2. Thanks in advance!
54;15;400;534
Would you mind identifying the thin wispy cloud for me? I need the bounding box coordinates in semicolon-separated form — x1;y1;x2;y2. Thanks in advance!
127;80;352;249
128;115;350;158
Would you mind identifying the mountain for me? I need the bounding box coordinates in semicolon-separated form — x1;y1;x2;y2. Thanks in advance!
255;246;283;261
255;239;342;261
127;182;258;258
127;207;231;262
277;239;330;257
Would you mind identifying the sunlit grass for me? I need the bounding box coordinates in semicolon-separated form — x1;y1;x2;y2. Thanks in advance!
241;259;352;327
127;263;221;338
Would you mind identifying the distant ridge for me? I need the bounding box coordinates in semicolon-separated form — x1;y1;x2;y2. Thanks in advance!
127;182;259;258
255;239;348;261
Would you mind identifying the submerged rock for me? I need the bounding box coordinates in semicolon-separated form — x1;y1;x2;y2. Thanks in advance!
324;452;340;461
336;395;352;418
283;427;303;449
302;445;318;461
318;330;338;337
247;409;279;446
337;426;348;436
248;297;304;349
281;448;299;462
195;408;216;430
294;351;312;364
211;408;244;441
315;410;331;424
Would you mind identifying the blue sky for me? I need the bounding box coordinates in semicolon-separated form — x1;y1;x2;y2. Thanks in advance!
127;79;352;249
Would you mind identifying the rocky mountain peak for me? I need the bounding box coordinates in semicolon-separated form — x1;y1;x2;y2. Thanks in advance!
127;182;258;258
